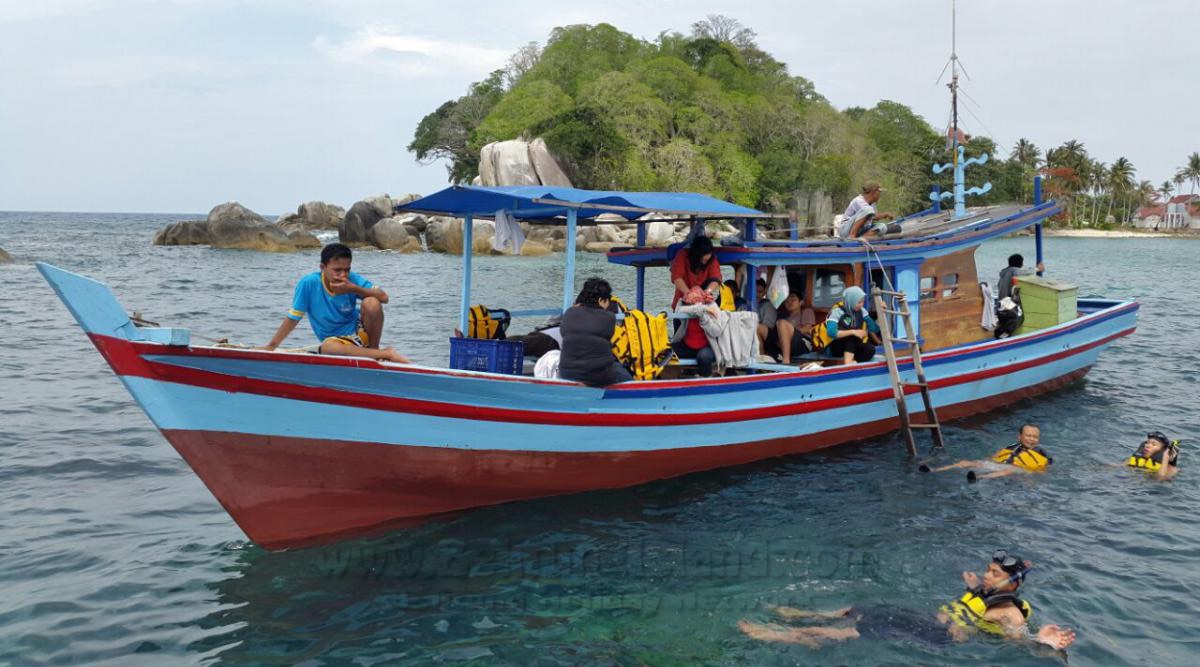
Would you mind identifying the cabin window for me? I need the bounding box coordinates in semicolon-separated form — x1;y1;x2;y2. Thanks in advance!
941;273;959;299
813;268;846;308
920;276;936;300
785;268;807;300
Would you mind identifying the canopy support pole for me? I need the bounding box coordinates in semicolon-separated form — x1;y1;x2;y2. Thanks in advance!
563;208;577;311
635;222;647;310
458;214;473;336
1033;175;1044;276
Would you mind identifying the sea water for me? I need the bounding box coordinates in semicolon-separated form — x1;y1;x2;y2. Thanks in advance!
0;212;1196;665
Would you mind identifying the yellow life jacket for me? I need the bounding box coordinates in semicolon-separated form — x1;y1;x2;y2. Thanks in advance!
1128;440;1180;471
940;588;1032;636
611;309;673;381
467;305;508;340
993;444;1053;472
718;284;736;312
811;299;868;351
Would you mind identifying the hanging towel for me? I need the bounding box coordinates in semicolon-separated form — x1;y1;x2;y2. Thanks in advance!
677;305;761;371
492;209;526;254
979;281;997;331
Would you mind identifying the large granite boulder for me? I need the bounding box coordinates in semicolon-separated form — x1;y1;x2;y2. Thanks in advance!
340;200;385;245
585;241;621;253
479;140;540;187
0;247;12;263
277;201;345;232
207;202;318;252
528;138;572;186
367;217;424;253
153;220;212;246
154;203;318;251
645;220;673;247
595;224;623;244
520;241;552;256
426;218;496;254
364;194;395;218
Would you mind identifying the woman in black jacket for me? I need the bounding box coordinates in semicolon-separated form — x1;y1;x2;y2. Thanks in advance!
559;278;632;387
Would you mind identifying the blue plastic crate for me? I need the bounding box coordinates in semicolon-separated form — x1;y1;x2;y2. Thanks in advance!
449;337;525;375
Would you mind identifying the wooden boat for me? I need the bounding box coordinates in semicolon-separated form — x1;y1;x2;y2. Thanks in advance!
39;182;1137;550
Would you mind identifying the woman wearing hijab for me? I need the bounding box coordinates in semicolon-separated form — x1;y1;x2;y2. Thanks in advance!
670;235;722;309
822;286;881;364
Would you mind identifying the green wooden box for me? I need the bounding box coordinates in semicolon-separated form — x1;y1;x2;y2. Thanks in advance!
1015;275;1078;333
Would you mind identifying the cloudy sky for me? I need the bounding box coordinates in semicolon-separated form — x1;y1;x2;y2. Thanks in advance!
0;0;1194;214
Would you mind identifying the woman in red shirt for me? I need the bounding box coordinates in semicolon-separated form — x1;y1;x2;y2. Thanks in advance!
670;236;722;308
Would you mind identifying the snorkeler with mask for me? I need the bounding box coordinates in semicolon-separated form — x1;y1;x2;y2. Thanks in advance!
738;549;1076;652
1126;431;1180;478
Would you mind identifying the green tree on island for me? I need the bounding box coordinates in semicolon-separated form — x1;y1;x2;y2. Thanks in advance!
409;18;1150;225
1176;152;1200;195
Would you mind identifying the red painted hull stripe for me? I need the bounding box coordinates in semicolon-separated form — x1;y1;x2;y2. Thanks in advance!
90;327;1132;428
160;367;1093;551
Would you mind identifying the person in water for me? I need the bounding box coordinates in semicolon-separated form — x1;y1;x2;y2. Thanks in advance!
559;278;632;387
738;550;1076;651
262;243;409;362
1127;431;1180;478
817;286;880;364
922;424;1052;481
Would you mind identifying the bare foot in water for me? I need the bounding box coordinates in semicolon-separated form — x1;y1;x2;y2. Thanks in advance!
737;620;821;648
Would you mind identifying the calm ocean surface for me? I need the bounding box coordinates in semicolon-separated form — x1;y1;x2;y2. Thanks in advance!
1;211;1197;666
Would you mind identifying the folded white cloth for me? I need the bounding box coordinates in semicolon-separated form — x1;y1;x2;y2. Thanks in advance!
534;350;560;379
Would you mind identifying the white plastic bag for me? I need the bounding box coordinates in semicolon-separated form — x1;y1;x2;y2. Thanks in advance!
767;267;789;308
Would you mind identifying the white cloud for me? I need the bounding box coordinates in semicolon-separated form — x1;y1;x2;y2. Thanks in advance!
312;24;510;78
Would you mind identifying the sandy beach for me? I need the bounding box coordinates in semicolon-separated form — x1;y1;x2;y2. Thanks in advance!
1041;228;1182;238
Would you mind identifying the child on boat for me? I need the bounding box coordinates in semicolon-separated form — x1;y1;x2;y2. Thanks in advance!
921;424;1051;481
261;243;409;363
738;549;1075;652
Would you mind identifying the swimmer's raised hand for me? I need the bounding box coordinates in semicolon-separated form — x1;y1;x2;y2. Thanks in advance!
1036;624;1076;650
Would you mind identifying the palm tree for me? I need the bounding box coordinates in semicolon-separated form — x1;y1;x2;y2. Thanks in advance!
1159;180;1174;201
1129;180;1155;225
1046;141;1089;222
1010;138;1042;202
1106;157;1135;224
1083;160;1106;226
1175;151;1200;195
1010;138;1042;168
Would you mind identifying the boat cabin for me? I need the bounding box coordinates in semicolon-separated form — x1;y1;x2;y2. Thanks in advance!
398;181;1061;376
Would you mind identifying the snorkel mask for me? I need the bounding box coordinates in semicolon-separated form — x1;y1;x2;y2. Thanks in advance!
991;549;1032;587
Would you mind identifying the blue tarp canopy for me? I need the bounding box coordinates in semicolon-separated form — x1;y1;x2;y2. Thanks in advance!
396;185;773;222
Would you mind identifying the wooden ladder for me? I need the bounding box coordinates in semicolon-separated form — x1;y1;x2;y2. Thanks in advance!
871;288;945;456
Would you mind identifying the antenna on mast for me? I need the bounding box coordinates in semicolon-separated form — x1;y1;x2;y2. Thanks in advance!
929;0;991;219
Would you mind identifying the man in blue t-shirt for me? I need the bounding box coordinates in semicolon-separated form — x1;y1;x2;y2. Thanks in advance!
262;243;409;363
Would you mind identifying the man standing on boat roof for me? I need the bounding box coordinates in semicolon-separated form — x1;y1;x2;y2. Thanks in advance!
837;182;900;239
261;243;409;363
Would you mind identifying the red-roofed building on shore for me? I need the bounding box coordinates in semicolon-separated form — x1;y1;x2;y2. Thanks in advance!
1133;194;1200;229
